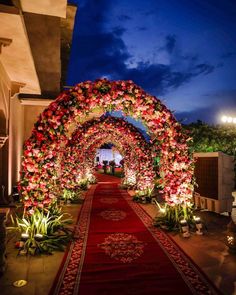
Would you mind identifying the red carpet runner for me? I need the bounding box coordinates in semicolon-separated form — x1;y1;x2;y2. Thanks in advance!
50;177;220;295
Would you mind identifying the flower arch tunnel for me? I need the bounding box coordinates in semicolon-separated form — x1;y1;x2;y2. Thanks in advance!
20;79;194;210
66;136;138;188
62;116;154;191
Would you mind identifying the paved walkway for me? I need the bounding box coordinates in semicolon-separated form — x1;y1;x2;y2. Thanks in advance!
50;179;218;294
0;174;235;295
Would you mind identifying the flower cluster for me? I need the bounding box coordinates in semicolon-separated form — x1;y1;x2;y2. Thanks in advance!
63;116;154;191
19;79;194;209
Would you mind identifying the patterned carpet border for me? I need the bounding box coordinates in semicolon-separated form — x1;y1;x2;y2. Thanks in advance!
50;184;221;295
50;184;96;295
122;192;221;295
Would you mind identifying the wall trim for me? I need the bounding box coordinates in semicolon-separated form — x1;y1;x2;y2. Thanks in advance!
20;98;54;106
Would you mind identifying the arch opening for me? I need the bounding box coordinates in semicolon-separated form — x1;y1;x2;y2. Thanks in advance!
62;116;154;193
20;79;194;218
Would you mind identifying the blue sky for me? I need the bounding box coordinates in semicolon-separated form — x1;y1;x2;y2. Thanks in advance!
67;0;236;124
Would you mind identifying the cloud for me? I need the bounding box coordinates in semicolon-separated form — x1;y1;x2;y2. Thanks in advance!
194;63;215;75
165;34;176;54
68;0;216;97
221;51;236;59
137;26;148;31
181;55;199;63
127;62;215;94
175;107;219;124
175;90;236;124
112;26;127;36
142;9;158;16
118;14;132;21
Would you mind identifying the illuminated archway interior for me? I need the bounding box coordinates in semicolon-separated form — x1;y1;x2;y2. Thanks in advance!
61;116;154;192
20;79;194;212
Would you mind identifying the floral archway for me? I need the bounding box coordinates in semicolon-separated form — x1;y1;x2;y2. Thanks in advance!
20;79;194;212
61;116;154;192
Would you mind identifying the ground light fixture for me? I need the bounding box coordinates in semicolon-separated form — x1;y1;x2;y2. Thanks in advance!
193;216;203;235
226;219;236;253
221;115;236;124
34;233;43;241
13;280;27;288
21;233;29;241
180;219;190;238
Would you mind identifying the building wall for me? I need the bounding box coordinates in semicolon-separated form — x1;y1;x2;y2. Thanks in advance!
8;101;49;189
9;95;24;186
0;1;76;199
0;62;11;202
24;13;61;96
0;62;10;135
23;104;47;141
96;149;123;166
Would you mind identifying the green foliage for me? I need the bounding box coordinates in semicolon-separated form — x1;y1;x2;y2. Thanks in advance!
120;181;136;190
107;170;124;178
154;202;194;231
79;179;89;190
88;174;97;184
185;121;236;156
133;188;154;203
61;188;82;204
8;206;73;255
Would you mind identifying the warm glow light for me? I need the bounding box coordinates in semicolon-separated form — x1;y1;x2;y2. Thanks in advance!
34;233;43;240
193;215;201;224
180;219;187;226
221;116;227;123
21;79;193;210
21;233;29;241
227;235;234;246
160;208;166;213
221;115;236;124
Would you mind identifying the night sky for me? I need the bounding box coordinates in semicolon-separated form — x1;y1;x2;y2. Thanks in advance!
67;0;236;125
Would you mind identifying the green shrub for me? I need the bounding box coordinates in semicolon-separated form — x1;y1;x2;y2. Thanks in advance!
61;188;82;204
133;188;154;203
8;206;73;255
79;179;89;190
154;201;194;231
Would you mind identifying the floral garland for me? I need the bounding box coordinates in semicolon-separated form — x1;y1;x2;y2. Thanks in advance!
61;116;154;191
20;79;194;209
62;116;154;191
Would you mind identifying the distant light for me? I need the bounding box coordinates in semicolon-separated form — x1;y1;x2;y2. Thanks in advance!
221;115;236;124
221;116;227;123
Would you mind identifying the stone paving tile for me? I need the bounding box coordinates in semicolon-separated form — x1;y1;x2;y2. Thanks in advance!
43;252;64;273
28;256;44;274
28;272;54;295
1;194;236;295
0;203;82;295
0;282;36;295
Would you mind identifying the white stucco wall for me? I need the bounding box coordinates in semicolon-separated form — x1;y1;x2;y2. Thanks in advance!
95;149;123;165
